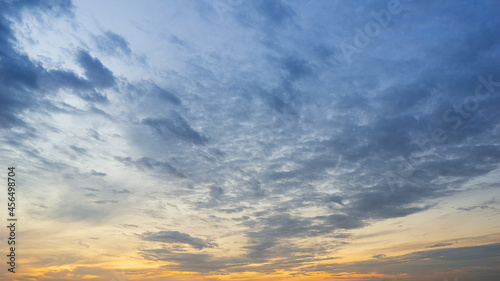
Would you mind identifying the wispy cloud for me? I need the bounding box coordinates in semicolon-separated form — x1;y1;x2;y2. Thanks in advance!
140;230;217;250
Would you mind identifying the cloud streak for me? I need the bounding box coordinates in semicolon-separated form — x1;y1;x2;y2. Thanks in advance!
140;230;217;250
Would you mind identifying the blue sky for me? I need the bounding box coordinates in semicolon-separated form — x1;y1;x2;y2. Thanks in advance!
1;0;499;280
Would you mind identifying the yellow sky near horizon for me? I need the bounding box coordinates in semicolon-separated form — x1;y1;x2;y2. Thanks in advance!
3;183;498;281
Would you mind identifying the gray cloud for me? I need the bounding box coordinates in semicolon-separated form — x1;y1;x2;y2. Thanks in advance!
308;243;500;279
142;113;208;145
70;145;87;155
457;205;491;212
140;231;217;250
372;254;386;259
141;249;239;273
114;156;185;178
2;0;500;278
0;3;40;128
93;200;118;204
427;242;454;248
90;170;106;177
76;50;115;88
95;31;131;55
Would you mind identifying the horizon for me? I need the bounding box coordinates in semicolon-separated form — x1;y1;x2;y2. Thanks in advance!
0;0;499;280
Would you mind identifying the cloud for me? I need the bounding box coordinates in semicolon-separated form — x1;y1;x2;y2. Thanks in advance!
69;145;87;155
141;249;237;273
252;0;295;26
0;4;41;128
169;34;188;47
54;204;108;222
140;231;217;250
427;242;454;248
325;214;366;230
113;189;130;194
372;254;386;259
279;56;313;81
1;0;74;21
209;186;225;200
114;156;186;178
142;113;208;145
95;30;131;55
309;243;500;278
90;170;106;176
93;200;118;204
2;0;500;278
457;205;491;211
76;50;115;88
150;83;182;105
239;212;349;263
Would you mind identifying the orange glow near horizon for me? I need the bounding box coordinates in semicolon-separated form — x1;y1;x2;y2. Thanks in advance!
1;1;500;281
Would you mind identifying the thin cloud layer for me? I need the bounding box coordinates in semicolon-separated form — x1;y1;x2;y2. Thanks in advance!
1;0;499;280
141;230;217;250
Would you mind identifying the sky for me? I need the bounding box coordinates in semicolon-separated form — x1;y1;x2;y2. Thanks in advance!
0;0;499;280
